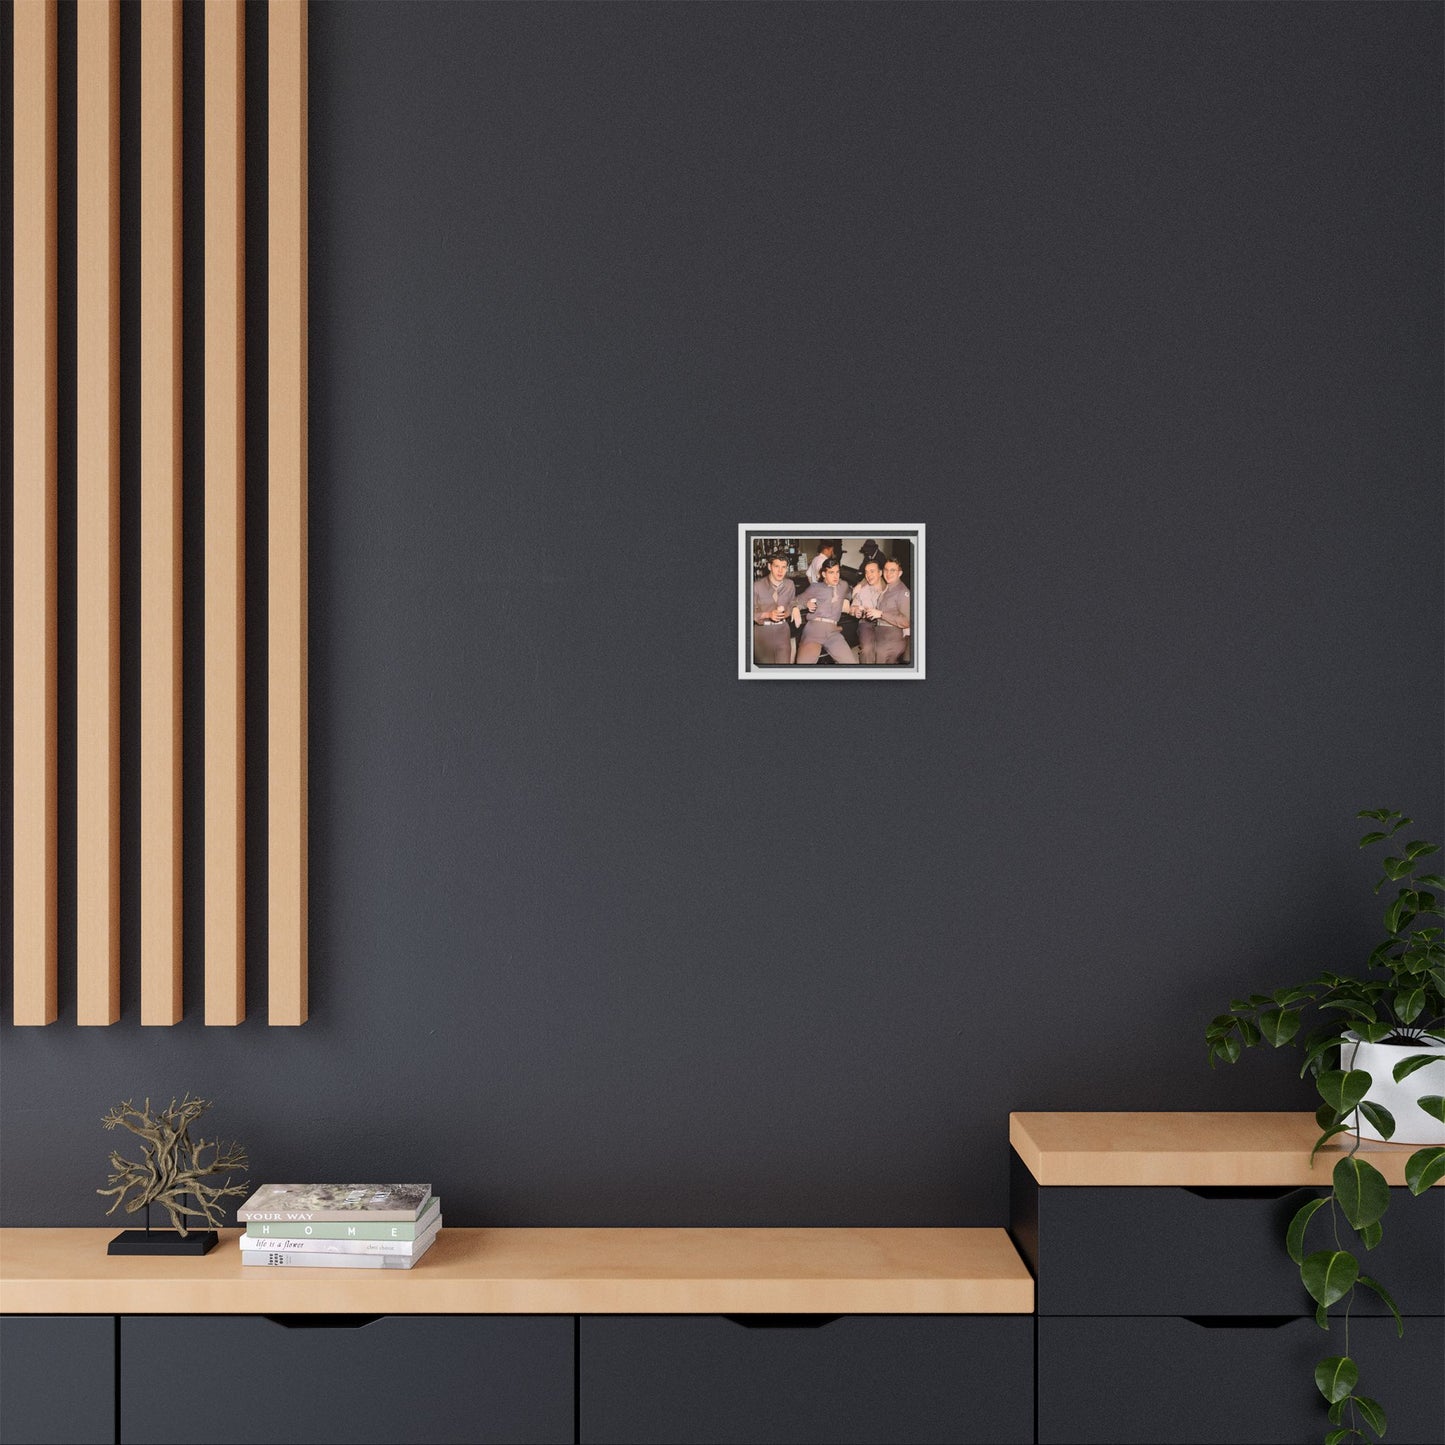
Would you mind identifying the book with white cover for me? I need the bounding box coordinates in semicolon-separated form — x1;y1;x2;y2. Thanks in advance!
239;1217;441;1256
242;1231;438;1270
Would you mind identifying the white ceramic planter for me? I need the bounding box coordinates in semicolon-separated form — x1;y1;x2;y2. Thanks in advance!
1341;1031;1445;1145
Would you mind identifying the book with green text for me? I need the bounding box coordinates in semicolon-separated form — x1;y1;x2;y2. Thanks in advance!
244;1197;440;1240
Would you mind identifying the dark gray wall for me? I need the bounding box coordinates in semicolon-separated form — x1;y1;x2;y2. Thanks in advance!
3;1;1441;1227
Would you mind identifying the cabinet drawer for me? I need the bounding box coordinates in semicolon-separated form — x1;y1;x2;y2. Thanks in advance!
579;1315;1032;1444
1011;1151;1445;1316
1038;1314;1445;1444
0;1316;114;1445
120;1316;572;1444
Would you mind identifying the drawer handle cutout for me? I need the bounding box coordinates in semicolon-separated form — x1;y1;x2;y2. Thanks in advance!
725;1315;842;1330
1182;1187;1310;1201
1183;1316;1297;1329
263;1315;384;1330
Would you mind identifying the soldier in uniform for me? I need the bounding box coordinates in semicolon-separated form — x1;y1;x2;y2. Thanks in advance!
850;558;886;663
752;552;797;665
857;557;910;664
794;557;857;665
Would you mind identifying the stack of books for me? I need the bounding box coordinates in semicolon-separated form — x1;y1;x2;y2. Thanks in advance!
236;1184;441;1270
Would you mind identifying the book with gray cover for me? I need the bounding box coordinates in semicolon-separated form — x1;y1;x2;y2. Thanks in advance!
237;1183;431;1222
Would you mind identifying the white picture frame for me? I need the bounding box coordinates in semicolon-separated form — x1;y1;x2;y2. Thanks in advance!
737;524;925;680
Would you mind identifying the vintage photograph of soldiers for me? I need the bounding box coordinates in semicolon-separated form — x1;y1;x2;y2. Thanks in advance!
738;527;925;680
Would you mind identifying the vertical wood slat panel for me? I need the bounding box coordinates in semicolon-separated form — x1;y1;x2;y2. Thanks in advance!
205;0;245;1025
140;0;183;1024
11;1;59;1026
269;0;308;1024
75;0;121;1026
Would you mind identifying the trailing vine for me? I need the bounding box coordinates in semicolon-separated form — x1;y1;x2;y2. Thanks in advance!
1206;809;1445;1444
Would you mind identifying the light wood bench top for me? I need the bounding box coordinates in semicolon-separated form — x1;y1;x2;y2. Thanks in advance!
1010;1112;1440;1187
0;1227;1034;1315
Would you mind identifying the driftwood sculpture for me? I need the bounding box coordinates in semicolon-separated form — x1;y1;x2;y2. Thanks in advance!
98;1096;249;1236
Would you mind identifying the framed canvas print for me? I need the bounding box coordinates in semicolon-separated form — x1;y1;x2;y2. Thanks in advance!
738;525;925;680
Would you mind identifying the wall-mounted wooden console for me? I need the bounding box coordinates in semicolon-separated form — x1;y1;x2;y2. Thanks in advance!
1010;1112;1445;1445
0;1225;1030;1315
0;1227;1034;1444
7;1116;1442;1444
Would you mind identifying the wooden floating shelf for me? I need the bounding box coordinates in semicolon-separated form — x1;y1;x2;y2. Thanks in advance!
1010;1111;1443;1188
0;1227;1032;1316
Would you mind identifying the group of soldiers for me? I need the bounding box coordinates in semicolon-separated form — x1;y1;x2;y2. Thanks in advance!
751;549;912;665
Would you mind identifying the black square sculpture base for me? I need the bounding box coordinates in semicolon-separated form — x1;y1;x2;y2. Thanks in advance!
108;1229;218;1256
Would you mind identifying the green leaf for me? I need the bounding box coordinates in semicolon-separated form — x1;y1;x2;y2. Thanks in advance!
1311;1123;1353;1164
1391;815;1413;834
1333;1157;1390;1230
1404;840;1440;861
1320;1000;1379;1021
1209;1037;1241;1067
1395;988;1425;1024
1316;1300;1330;1329
1302;1249;1359;1307
1391;1053;1442;1083
1286;1195;1328;1264
1316;1102;1343;1130
1416;873;1445;890
1355;1394;1387;1437
1324;1429;1364;1445
1385;891;1418;934
1301;1032;1345;1079
1210;1035;1241;1066
1357;1219;1382;1250
1273;986;1314;1005
1417;1095;1445;1124
1315;1355;1358;1404
1259;1007;1300;1047
1358;1101;1395;1140
1357;808;1390;821
1405;1147;1445;1194
1384;855;1412;880
1358;831;1388;846
1357;1276;1403;1337
1318;1069;1372;1115
1328;1399;1347;1426
1353;1021;1394;1043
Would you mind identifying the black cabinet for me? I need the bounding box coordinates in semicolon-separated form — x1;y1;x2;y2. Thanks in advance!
120;1315;573;1444
579;1314;1033;1445
0;1316;115;1445
1037;1316;1445;1445
1012;1149;1445;1445
1010;1152;1445;1317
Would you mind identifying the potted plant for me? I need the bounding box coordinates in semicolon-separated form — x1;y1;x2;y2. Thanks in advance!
1205;808;1445;1445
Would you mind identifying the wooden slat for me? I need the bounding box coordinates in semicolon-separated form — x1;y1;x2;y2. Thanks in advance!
204;0;245;1024
140;0;183;1024
75;0;121;1026
269;0;308;1024
11;1;58;1026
